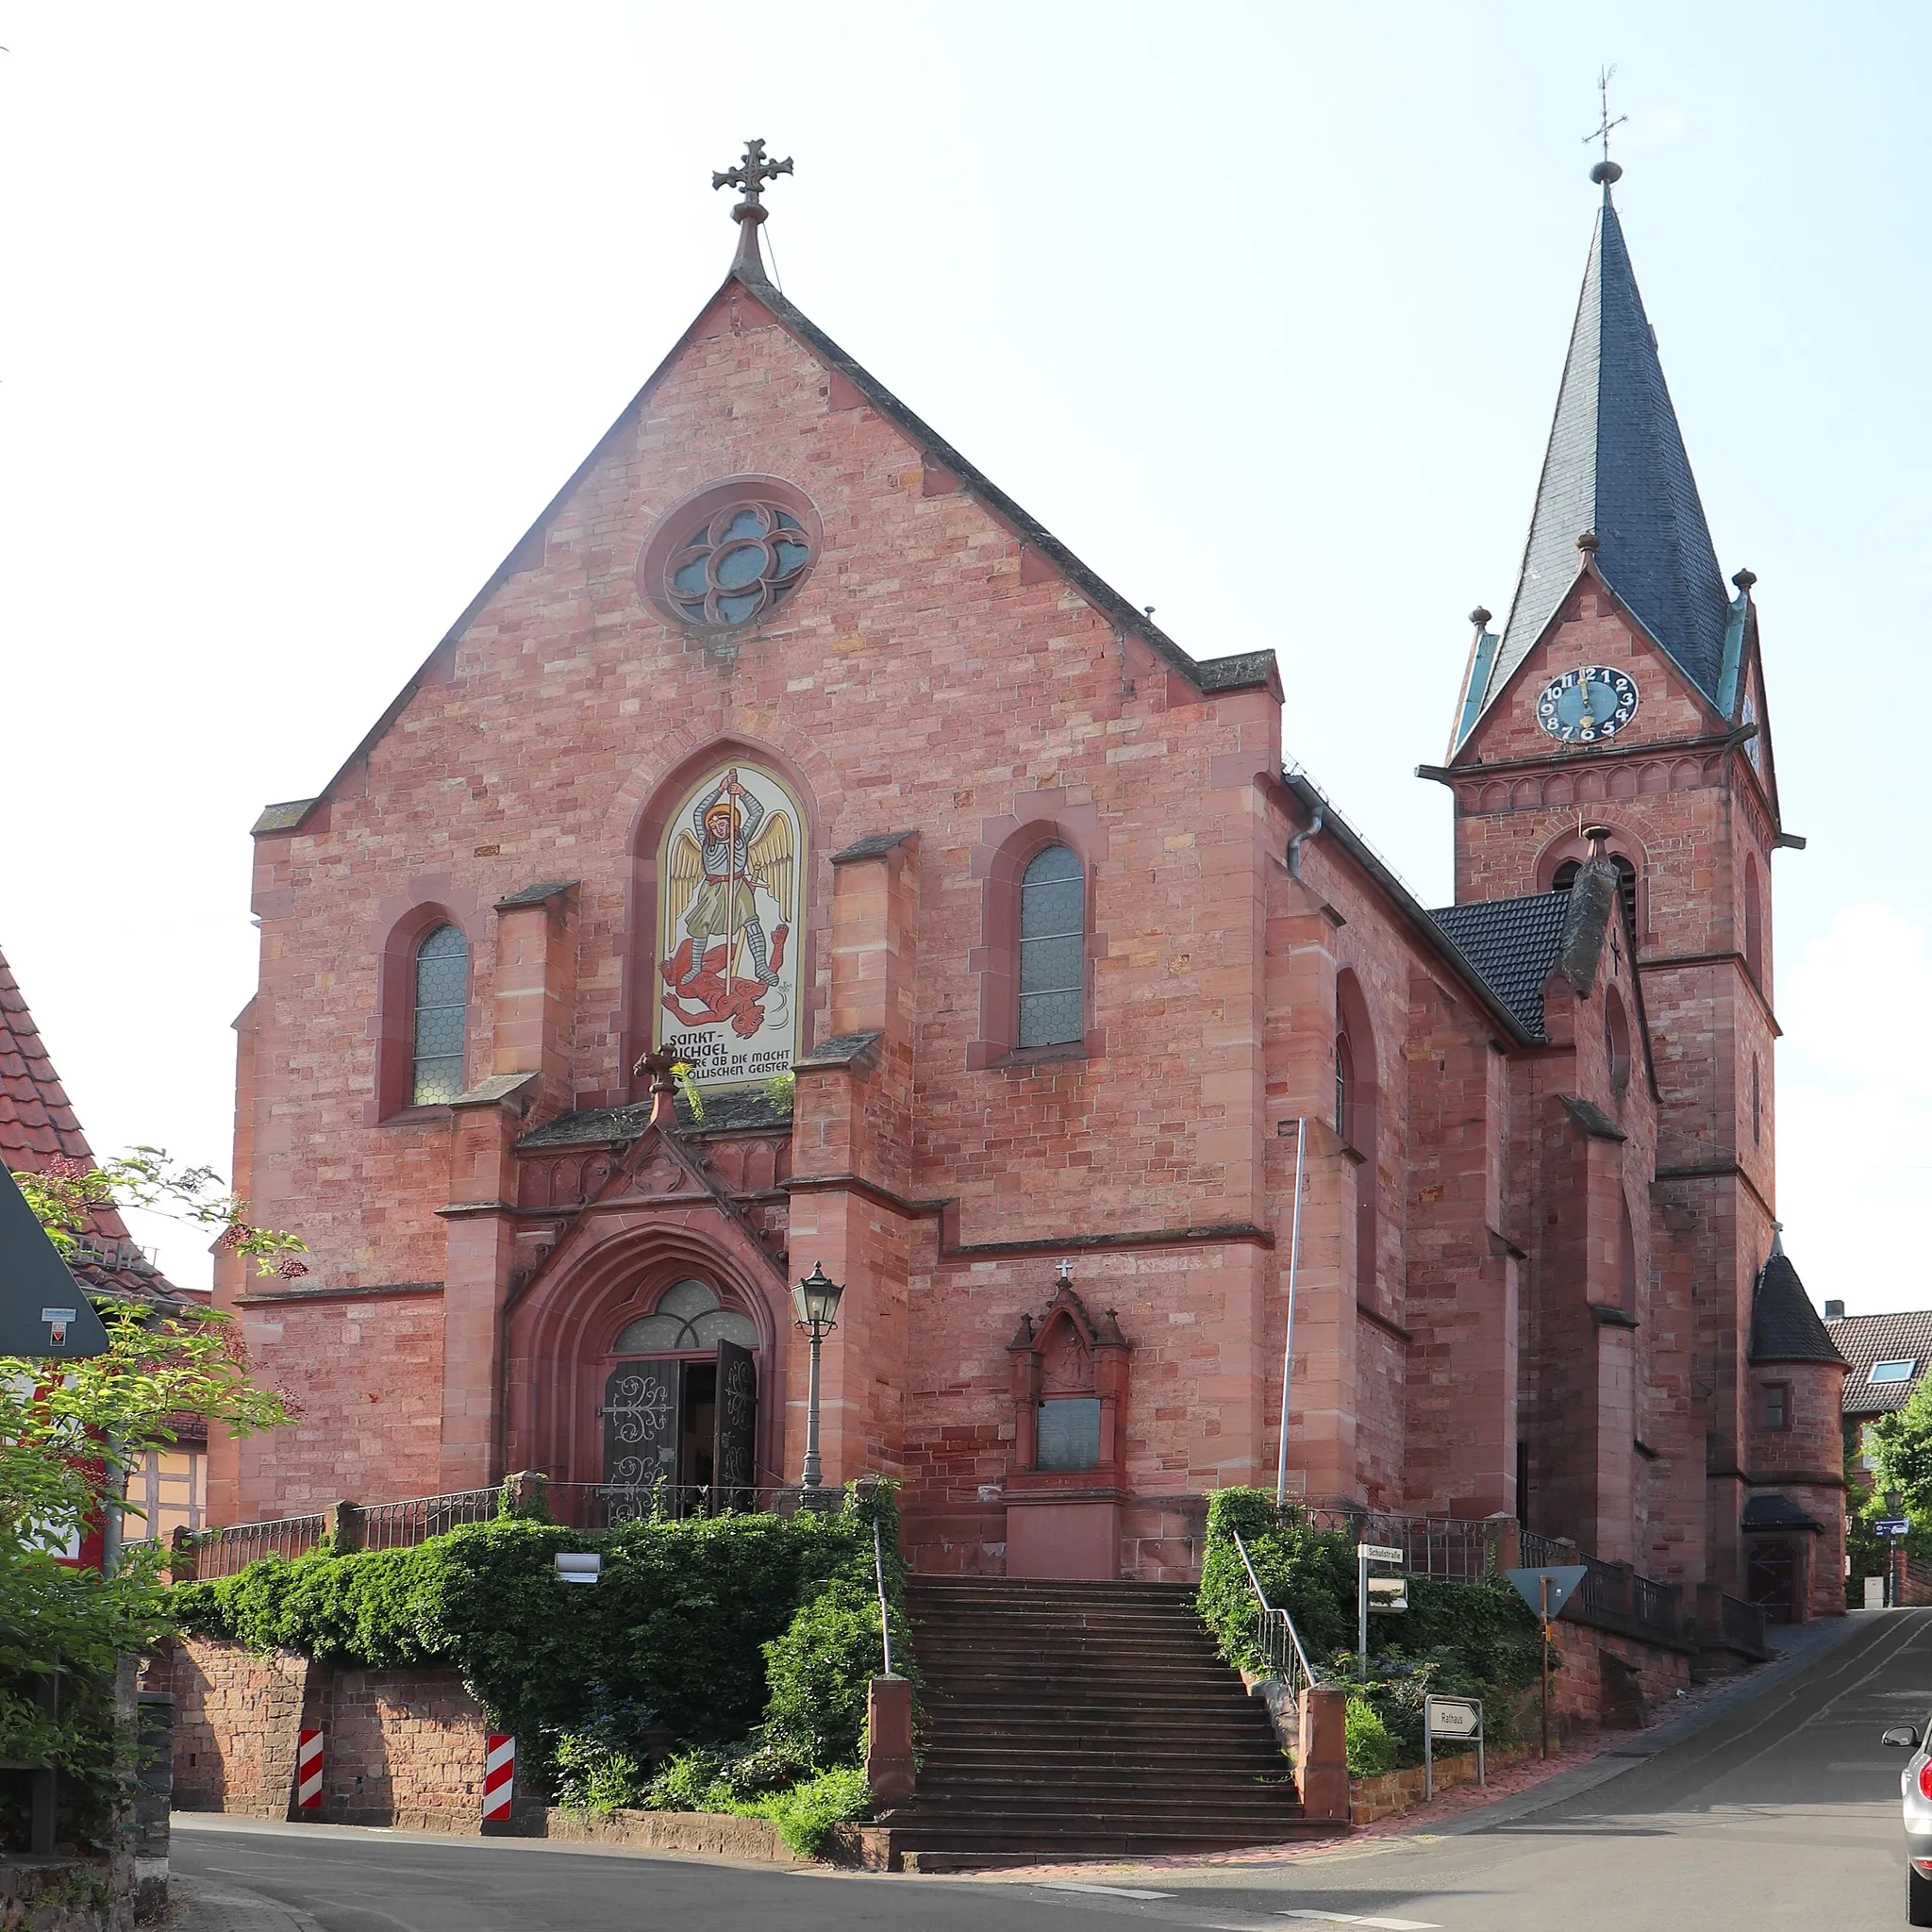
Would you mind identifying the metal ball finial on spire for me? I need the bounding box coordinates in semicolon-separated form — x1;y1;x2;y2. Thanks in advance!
713;138;793;275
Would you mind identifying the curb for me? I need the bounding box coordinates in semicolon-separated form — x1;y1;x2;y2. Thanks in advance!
171;1874;328;1932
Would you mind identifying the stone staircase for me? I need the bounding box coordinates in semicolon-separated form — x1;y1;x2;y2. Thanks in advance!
884;1575;1332;1871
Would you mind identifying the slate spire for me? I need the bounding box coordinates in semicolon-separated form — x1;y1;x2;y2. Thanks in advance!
1470;168;1731;730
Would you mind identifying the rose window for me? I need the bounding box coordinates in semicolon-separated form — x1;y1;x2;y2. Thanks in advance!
663;501;814;628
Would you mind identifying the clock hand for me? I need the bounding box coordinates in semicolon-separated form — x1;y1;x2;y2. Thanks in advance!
1576;675;1597;726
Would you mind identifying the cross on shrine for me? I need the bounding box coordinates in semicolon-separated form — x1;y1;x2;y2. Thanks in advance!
713;138;793;220
1582;65;1627;164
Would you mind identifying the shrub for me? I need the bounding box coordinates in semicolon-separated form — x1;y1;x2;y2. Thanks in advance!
753;1762;874;1857
1343;1696;1399;1776
170;1482;909;1797
1196;1489;1544;1768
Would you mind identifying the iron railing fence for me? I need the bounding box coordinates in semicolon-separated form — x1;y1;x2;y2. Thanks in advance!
187;1513;325;1578
358;1488;501;1551
540;1480;785;1528
1720;1590;1768;1655
1298;1504;1493;1582
1516;1528;1572;1571
1630;1572;1682;1640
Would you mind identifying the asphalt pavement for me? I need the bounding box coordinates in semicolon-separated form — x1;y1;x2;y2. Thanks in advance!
172;1607;1932;1932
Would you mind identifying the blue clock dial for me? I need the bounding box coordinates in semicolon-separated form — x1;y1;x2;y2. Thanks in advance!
1536;664;1639;744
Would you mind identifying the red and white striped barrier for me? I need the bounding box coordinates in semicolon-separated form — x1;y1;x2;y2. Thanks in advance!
295;1728;325;1811
482;1734;515;1824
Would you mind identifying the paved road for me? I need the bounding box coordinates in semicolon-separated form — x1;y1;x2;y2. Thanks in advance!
174;1608;1932;1932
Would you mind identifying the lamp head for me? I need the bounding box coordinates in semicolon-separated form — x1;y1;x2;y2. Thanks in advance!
791;1261;844;1332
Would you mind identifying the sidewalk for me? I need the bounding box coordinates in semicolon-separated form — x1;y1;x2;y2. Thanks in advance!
169;1874;326;1931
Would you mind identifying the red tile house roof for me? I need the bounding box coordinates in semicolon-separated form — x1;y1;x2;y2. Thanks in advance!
1824;1309;1932;1420
0;940;183;1307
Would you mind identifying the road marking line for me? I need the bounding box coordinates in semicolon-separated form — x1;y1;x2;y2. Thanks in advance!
1039;1881;1176;1898
1275;1914;1440;1929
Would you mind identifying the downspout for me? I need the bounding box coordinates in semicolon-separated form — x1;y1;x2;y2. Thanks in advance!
1287;803;1326;878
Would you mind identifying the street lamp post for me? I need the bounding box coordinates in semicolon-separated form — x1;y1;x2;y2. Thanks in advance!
791;1262;845;1492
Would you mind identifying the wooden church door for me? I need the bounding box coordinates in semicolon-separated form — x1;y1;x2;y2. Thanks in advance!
713;1338;758;1510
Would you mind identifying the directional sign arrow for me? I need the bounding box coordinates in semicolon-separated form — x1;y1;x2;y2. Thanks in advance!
0;1166;110;1357
1504;1564;1590;1622
1426;1696;1481;1738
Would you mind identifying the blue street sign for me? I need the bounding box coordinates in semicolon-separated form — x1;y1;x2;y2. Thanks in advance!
1876;1518;1913;1538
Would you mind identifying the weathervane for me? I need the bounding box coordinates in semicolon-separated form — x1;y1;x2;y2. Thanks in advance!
1583;66;1627;186
713;138;792;271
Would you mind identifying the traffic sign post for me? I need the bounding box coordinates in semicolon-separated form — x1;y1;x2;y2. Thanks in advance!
0;1167;109;1358
1422;1695;1483;1801
1876;1518;1912;1539
1504;1566;1589;1759
1357;1542;1407;1677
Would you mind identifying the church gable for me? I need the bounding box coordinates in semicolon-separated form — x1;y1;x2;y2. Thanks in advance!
1452;563;1726;772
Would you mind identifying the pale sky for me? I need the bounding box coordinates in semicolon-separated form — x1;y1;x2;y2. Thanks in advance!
1;5;1924;1309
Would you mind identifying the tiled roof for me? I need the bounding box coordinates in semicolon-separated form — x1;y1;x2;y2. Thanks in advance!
1747;1241;1843;1366
1426;892;1573;1040
0;941;182;1307
1467;186;1730;741
1825;1308;1932;1417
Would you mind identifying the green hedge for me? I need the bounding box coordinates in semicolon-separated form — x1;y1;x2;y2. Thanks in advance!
169;1484;911;1789
1196;1488;1543;1770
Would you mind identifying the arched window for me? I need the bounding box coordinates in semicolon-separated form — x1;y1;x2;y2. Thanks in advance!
1017;844;1085;1048
614;1279;758;1353
1743;854;1764;985
1603;986;1632;1093
410;924;469;1105
1335;971;1378;1300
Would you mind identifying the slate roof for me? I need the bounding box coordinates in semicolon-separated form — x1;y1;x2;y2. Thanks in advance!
1465;183;1731;741
0;941;183;1307
1747;1239;1844;1366
1825;1308;1932;1419
1426;892;1573;1040
1740;1491;1822;1533
516;1082;794;1150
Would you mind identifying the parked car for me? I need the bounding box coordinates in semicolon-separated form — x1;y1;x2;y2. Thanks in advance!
1881;1720;1932;1922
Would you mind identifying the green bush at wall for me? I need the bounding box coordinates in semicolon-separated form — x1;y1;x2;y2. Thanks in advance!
1196;1488;1543;1770
169;1483;911;1810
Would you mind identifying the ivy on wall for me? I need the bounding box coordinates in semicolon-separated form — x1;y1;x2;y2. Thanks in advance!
168;1485;911;1792
1196;1489;1543;1770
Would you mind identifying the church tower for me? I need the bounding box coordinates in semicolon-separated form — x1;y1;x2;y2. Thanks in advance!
1432;160;1799;1596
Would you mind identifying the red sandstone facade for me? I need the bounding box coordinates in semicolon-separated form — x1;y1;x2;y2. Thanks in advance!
212;175;1840;1616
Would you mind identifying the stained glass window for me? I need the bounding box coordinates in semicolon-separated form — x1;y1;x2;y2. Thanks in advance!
1017;844;1084;1047
662;503;814;629
411;924;469;1105
615;1278;758;1353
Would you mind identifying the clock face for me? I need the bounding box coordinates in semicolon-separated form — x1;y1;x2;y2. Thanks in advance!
1536;664;1639;744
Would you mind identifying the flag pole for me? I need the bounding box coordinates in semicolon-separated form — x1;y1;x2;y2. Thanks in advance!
1275;1116;1306;1507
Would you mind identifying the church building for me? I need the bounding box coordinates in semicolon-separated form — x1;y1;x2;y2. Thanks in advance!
214;148;1842;1619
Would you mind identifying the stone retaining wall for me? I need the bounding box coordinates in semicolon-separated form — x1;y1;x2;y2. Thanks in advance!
0;1857;133;1932
1349;1742;1534;1825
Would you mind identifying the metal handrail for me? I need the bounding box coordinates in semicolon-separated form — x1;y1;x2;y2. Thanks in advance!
1230;1525;1318;1696
873;1514;895;1677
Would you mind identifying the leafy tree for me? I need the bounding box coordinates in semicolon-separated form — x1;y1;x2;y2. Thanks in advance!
1869;1375;1932;1520
2;1151;296;1848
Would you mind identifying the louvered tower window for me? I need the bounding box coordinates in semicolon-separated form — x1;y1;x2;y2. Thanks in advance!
1553;856;1638;942
411;924;469;1105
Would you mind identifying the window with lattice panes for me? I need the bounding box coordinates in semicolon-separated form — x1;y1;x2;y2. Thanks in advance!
1017;845;1085;1048
614;1279;758;1353
411;924;469;1104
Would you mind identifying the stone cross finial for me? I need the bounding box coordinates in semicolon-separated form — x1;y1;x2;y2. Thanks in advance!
1057;1258;1074;1286
714;139;792;272
633;1045;682;1129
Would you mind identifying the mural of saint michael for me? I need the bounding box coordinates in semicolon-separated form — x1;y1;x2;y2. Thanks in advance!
657;764;804;1078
